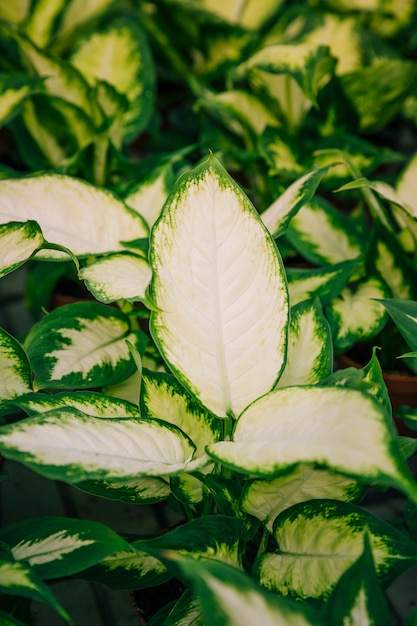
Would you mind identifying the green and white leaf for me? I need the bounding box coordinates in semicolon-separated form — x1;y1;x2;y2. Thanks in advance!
397;152;417;218
0;221;44;278
326;276;390;352
0;407;204;483
171;473;208;505
0;517;130;579
0;558;69;622
80;252;152;304
285;197;363;265
276;298;332;388
198;0;283;30
150;157;288;419
24;0;67;47
69;17;155;140
0;174;148;258
160;553;322;626
0;73;43;126
370;228;416;300
255;499;417;601
78;475;170;504
14;390;141;418
53;0;115;48
207;385;417;502
242;464;363;532
24;302;145;389
234;43;335;107
141;370;222;463
286;260;356;306
124;161;175;229
0;329;32;413
324;533;392;626
261;166;329;238
150;591;202;626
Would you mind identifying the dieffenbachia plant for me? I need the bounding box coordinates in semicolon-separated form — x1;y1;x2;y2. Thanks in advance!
0;156;417;624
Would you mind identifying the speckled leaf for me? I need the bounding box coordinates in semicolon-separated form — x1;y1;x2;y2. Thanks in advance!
0;73;43;125
261;166;329;238
324;533;391;626
0;517;129;579
241;465;363;532
160;554;322;626
0;557;69;622
285;197;363;265
0;407;201;483
276;298;332;388
234;43;335;106
326;276;390;352
69;17;155;140
0;174;148;259
150;157;288;418
0;329;32;413
286;260;356;306
80;252;152;304
14;390;141;418
0;220;44;278
24;302;146;389
207;385;417;502
255;499;417;602
141;370;222;464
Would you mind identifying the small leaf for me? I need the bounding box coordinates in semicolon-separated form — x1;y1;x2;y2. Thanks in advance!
0;173;148;259
0;517;130;579
261;166;329;238
255;499;417;602
0;221;44;277
286;260;356;306
377;298;417;353
14;390;141;418
123;161;175;229
207;385;417;502
78;475;171;504
0;329;32;413
80;252;152;304
0;72;43;126
0;407;200;483
276;298;332;388
24;302;146;389
150;156;288;418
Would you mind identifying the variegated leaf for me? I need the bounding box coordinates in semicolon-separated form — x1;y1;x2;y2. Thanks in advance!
286;260;356;306
255;499;417;602
13;390;141;418
53;0;115;46
141;370;222;463
0;558;69;622
377;298;417;352
234;43;335;106
69;17;155;140
207;385;417;502
0;329;32;413
326;276;390;352
0;407;202;483
198;0;282;29
159;554;322;626
285;197;363;265
123;161;175;229
24;302;146;389
77;475;170;504
276;298;332;388
0;221;44;278
261;166;329;238
0;174;148;259
171;473;208;505
241;465;363;532
24;0;67;47
80;252;152;304
0;517;130;579
150;157;288;418
324;533;391;626
397;152;417;218
0;73;43;126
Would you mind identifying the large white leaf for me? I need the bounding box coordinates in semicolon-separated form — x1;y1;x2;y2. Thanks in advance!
0;407;203;482
150;157;288;418
0;174;148;258
207;385;417;502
